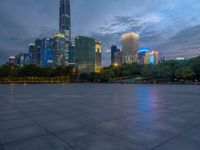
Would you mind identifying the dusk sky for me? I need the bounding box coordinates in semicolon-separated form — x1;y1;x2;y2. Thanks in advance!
0;0;200;65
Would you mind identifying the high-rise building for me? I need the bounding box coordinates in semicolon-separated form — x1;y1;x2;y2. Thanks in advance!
144;50;159;65
69;38;76;66
59;0;71;42
15;53;30;66
75;36;96;73
95;41;102;73
114;51;122;66
28;43;35;64
53;33;69;66
138;48;150;64
34;39;42;66
111;45;120;65
122;32;139;64
42;37;53;67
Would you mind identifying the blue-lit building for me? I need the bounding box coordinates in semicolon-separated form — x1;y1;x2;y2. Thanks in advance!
138;48;150;64
111;45;120;65
144;50;159;65
42;38;53;67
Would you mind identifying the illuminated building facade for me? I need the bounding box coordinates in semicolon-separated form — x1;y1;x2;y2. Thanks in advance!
28;43;35;65
75;36;96;73
95;41;102;73
111;45;120;65
138;48;150;64
42;37;54;67
122;32;139;64
176;57;185;61
53;33;69;66
144;50;159;65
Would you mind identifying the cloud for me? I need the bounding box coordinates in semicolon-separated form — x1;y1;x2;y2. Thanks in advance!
0;0;200;65
158;25;200;58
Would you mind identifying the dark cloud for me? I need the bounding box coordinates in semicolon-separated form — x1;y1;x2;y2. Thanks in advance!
158;25;200;58
0;0;200;65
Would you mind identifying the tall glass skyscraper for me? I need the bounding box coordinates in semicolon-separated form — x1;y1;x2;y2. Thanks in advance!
59;0;71;42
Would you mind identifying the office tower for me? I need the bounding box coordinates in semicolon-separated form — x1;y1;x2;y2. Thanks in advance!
138;48;150;64
69;39;76;66
95;41;102;73
114;51;122;66
28;43;35;64
42;37;53;67
53;33;69;66
144;50;159;65
122;32;139;64
75;36;96;73
111;45;120;65
34;39;42;66
59;0;71;42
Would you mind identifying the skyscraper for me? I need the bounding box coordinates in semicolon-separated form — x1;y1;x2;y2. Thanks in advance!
28;43;35;64
69;39;76;66
34;39;42;66
42;37;53;67
114;51;122;66
122;32;139;64
75;36;96;73
95;41;102;73
59;0;71;42
111;45;120;66
53;33;69;66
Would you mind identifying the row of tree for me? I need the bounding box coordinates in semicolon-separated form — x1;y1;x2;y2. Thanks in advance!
79;56;200;83
0;65;73;78
0;56;200;83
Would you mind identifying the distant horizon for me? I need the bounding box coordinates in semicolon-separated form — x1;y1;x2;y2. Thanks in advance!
1;0;200;65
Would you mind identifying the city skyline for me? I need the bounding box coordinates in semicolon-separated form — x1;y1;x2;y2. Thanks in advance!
0;0;200;65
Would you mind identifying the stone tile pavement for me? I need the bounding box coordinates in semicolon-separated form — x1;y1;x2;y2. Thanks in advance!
0;84;200;150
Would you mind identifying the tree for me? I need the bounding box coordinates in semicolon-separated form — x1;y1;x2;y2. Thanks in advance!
190;57;200;80
141;64;156;79
175;66;195;80
100;69;115;82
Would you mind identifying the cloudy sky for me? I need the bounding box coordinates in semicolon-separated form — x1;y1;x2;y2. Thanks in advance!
0;0;200;65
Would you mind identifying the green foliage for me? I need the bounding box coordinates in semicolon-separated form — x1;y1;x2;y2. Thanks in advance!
175;66;195;80
100;69;115;82
190;57;200;79
141;64;156;79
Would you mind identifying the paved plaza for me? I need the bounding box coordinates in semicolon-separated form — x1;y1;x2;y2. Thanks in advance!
0;84;200;150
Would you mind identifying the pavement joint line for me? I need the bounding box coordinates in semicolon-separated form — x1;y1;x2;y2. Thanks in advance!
2;133;48;146
150;124;200;150
49;130;76;150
